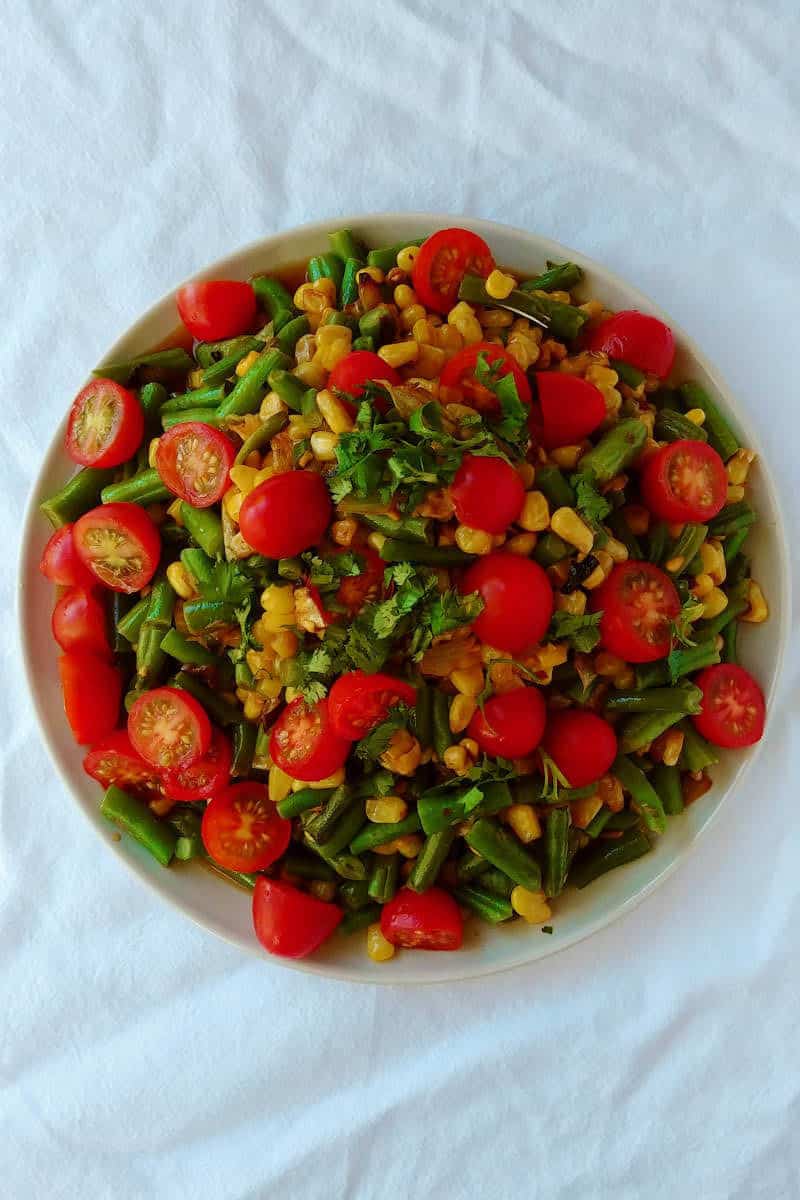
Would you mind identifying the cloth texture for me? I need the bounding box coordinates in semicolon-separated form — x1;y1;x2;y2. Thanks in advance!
2;2;799;1197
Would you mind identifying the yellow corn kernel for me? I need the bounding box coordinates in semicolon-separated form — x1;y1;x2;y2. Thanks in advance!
742;579;768;623
510;886;552;925
395;245;419;272
551;507;594;554
243;692;266;721
506;332;540;370
310;430;339;462
223;487;243;521
378;341;419;369
579;299;605;320
514;461;535;489
367;923;395;962
411;317;434;345
585;364;619;390
229;465;260;495
550;444;584;470
268;764;293;804
305;768;346;790
256;672;283;699
582;549;614;590
701;587;728;620
380;730;422;776
570;793;603;829
393;283;418;310
479;308;514;329
147;437;161;470
259;583;295;631
331;517;358;546
316;388;355;434
406;344;442;380
454;524;493;555
623;505;650;536
517;491;550;533
272;630;299;659
259;392;288;422
555;589;587;615
435;324;465;357
700;539;726;585
357;265;385;284
236;349;261;377
366;796;408;824
187;368;204;390
657;728;685;767
665;556;685;574
522;641;568;685
443;744;468;773
399;303;427;333
597;774;625;813
395;835;423;859
692;573;715;599
313;325;352;371
506;532;538;556
604;536;629;564
166;561;195;600
451;666;484;697
293;360;328;389
485;269;517;300
447;301;483;345
611;667;636;690
166;498;184;523
366;531;386;552
294;278;336;312
726;484;746;503
449;694;477;734
684;407;706;426
503;804;541;844
726;448;755;486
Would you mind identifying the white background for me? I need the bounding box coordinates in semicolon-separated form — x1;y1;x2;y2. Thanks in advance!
3;2;800;1197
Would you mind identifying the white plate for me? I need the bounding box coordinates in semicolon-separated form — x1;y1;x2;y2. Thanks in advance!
18;214;791;984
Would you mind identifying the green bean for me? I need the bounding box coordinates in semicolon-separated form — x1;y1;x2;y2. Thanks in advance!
277;786;335;819
415;684;434;749
534;465;576;510
708;501;755;539
195;334;263;371
407;828;455;893
380;540;475;566
182;598;236;632
276;315;310;356
619;710;687;754
116;594;150;644
352;335;375;352
456;853;491;883
100;468;170;506
725;552;751;589
281;850;337;883
431;692;454;762
583;808;613;839
180;503;223;558
230;721;256;777
454;885;514;924
362;514;431;544
721;618;738;664
604;810;641;831
110;594;132;655
329;228;368;264
203;346;265;390
635;641;720;688
161;409;228;430
252;726;270;769
521;261;583;293
340;258;362;307
94;347;194;385
543;808;570;898
694;581;749;640
610;359;646;389
233;412;289;465
723;527;750;564
160;520;190;549
358;303;395;343
650;763;684;816
666;524;708;575
204;861;258;890
569;828;651;889
366;238;425;273
339;879;373;909
216;348;291;418
160;628;217;666
368;853;400;904
303;831;367;881
40;466;117;527
305;785;356;844
417;780;512;835
251;275;293;320
161;385;227;413
267;368;307;413
323;312;359;334
179;547;214;589
319;801;367;858
606;685;702;714
135;577;175;688
175;834;203;861
643;520;668;565
459;274;588;340
677;720;719;771
274;557;302;582
577;419;648;483
138;381;168;434
172;671;241;726
479;868;515;898
654;409;709;443
612;756;666;834
234;661;254;689
100;785;176;866
339;904;381;935
349;813;422;855
533;532;571;567
464;817;542;891
679;382;739;460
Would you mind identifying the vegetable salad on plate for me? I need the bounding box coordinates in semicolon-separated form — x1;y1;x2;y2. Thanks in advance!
39;225;768;962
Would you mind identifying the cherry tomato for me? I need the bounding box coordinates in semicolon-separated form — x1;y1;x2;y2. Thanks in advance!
59;651;122;745
252;877;343;959
65;379;144;469
380;886;463;950
584;310;675;379
591;561;680;663
534;373;606;449
74;502;161;594
83;729;162;799
460;552;553;654
439;342;532;410
155;422;236;508
202;783;291;873
39;523;96;588
270;697;352;782
413;228;495;314
176;280;256;342
328;671;417;741
450;454;525;534
127;686;211;770
239;471;332;559
328;350;401;402
640;439;727;524
692;664;765;749
468;687;546;758
51;587;110;658
162;728;232;802
335;545;384;615
541;710;618;788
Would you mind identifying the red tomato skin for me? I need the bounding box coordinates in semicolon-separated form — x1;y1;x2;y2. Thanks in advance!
239;471;332;559
176;280;256;342
59;651;122;745
252;878;343;958
640;440;728;524
460;552;554;655
592;561;680;664
155;423;236;508
83;729;162;798
52;587;110;658
380;887;463;951
450;455;525;534
440;342;533;407
74;503;161;594
162;729;232;802
269;698;352;782
542;710;618;788
413;228;495;314
65;379;144;468
328;350;401;401
328;671;417;741
692;664;766;749
535;373;607;449
39;524;97;588
202;783;291;873
468;687;547;758
127;687;212;770
335;545;384;615
584;311;675;379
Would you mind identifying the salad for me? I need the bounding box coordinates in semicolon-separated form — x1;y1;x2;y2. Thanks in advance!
38;225;769;962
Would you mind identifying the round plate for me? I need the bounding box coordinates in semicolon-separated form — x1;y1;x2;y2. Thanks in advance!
18;214;791;984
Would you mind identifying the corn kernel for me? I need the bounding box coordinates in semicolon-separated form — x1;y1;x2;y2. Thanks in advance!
604;536;629;564
551;507;594;554
412;343;446;379
293;360;328;388
268;764;292;804
366;796;408;825
550;444;584;470
229;464;260;495
147;437;161;470
223;488;243;521
478;308;514;329
398;303;426;333
506;332;540;370
570;793;603;828
357;265;384;284
455;524;493;555
243;692;265;721
443;745;468;772
367;923;395;961
726;448;755;486
555;589;587;615
366;531;386;552
313;325;352;371
597;774;624;812
503;804;541;843
451;666;484;697
692;573;715;599
294;278;336;312
435;324;465;357
684;407;706;426
236;349;261;377
447;301;483;345
449;694;477;734
378;341;419;369
460;737;479;756
166;561;195;600
272;630;299;659
316;388;355;434
506;532;538;556
517;491;550;533
166;498;183;523
305;768;346;790
726;484;746;504
701;586;728;620
393;283;418;310
510;886;552;924
395;835;423;858
411;317;434;345
582;549;614;590
310;430;339;461
742;579;768;623
485;269;517;300
331;517;358;546
595;651;627;678
700;539;726;585
259;392;288;422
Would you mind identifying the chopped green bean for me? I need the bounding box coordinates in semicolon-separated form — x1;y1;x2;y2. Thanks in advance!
277;786;335;819
180;503;223;558
679;382;739;460
339;904;381;935
172;671;241;726
577;419;648;483
606;685;702;714
94;347;194;385
407;828;455;893
368;853;400;904
40;466;117;527
454;885;514;924
543;808;570;898
521;261;583;293
612;755;666;834
231;721;257;777
650;763;684;816
101;785;176;866
569;828;651;888
349;813;422;855
464;817;542;891
380;540;475;566
216;348;291;418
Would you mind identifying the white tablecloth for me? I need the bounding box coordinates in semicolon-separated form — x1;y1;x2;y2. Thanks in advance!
3;3;799;1197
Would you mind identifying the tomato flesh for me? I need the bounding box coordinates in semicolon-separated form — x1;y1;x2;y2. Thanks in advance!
413;228;495;314
177;280;256;342
640;440;727;524
59;651;122;745
65;379;144;468
202;783;291;873
584;310;675;379
128;686;211;770
450;454;525;534
162;728;232;802
83;729;162;799
468;687;547;758
74;502;161;594
52;586;110;659
439;342;532;410
534;372;607;449
542;710;618;788
327;350;401;402
270;697;352;782
252;877;343;958
381;886;463;950
692;664;765;749
155;422;236;508
328;671;417;741
460;552;553;655
239;471;332;559
592;561;680;663
39;524;100;589
335;545;384;615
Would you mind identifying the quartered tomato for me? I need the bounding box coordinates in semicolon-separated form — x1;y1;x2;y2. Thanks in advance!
51;587;110;658
155;422;236;508
328;671;417;741
65;379;144;468
534;372;607;449
692;664;765;749
468;687;546;758
592;561;680;663
59;651;122;745
202;783;291;873
413;228;495;314
460;552;553;655
39;523;97;589
640;439;727;524
585;310;675;379
74;502;161;593
127;686;211;770
239;470;332;559
328;350;401;403
252;877;343;958
335;545;384;615
450;454;525;534
162;728;232;802
380;886;463;951
269;697;352;782
83;729;162;799
439;342;532;410
176;280;256;342
541;710;618;788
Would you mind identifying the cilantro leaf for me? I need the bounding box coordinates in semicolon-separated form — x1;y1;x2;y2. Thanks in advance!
428;589;484;637
539;749;569;803
371;564;438;641
670;598;705;648
549;609;603;653
474;352;529;450
195;560;253;606
355;705;414;763
573;471;612;525
461;785;485;814
301;550;364;592
345;607;392;673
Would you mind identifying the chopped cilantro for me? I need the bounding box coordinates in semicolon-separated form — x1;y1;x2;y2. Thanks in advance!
473;352;530;451
539;749;569;804
549;609;603;653
355;705;415;763
670;597;705;648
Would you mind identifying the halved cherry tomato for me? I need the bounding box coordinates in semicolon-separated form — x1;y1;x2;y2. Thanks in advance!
252;877;343;958
380;886;463;950
460;552;553;654
328;350;401;403
592;561;680;663
303;584;334;628
328;671;417;741
39;523;97;588
534;373;607;450
128;686;211;770
83;729;162;799
65;379;144;468
440;342;532;411
413;228;495;314
640;439;727;524
202;783;291;873
239;471;332;559
176;280;256;342
162;728;232;802
335;545;384;615
692;664;765;749
584;310;675;379
155;422;236;508
541;710;618;788
74;502;161;593
450;454;525;534
52;587;110;658
468;687;546;758
270;697;352;782
59;651;122;745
